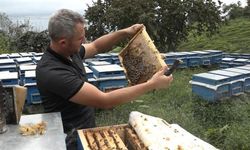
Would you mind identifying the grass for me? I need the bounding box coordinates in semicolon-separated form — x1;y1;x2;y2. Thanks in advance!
178;18;250;53
96;66;250;149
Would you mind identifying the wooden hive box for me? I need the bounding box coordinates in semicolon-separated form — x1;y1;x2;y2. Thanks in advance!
119;27;166;85
77;124;147;150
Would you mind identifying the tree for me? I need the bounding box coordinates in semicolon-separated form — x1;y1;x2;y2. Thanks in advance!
0;12;48;53
85;0;222;52
222;2;244;19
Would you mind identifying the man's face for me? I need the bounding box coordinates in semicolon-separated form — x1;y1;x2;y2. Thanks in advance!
67;23;85;54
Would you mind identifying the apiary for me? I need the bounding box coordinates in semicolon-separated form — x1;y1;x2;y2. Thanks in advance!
190;73;231;101
119;27;165;85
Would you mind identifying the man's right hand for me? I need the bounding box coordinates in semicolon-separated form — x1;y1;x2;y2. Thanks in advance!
147;66;173;90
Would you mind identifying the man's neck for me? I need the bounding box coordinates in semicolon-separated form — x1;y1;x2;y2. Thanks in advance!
50;42;71;59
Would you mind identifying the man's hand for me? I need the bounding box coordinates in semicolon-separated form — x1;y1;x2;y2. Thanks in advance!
147;66;173;90
125;24;144;37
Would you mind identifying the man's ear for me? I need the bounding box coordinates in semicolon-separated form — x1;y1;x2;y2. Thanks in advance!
58;38;67;47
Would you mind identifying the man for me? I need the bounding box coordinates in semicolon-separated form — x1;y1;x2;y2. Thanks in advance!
36;9;173;149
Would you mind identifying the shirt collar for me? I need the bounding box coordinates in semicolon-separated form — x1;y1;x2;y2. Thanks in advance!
47;46;72;65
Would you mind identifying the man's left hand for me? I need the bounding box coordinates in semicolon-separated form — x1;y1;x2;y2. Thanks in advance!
125;24;144;37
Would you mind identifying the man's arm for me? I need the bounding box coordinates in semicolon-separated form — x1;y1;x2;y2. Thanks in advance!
83;24;143;58
70;66;173;109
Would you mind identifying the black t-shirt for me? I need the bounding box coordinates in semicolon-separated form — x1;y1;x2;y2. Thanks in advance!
36;46;95;133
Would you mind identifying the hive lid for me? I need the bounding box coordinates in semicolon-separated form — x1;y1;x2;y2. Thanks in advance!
119;27;165;85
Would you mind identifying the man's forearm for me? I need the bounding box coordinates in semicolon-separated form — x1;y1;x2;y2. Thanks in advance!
93;29;129;53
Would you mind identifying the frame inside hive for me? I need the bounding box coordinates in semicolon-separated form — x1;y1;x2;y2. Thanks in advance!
119;27;166;85
77;124;147;150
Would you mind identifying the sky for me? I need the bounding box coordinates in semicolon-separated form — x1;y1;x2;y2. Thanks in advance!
0;0;248;31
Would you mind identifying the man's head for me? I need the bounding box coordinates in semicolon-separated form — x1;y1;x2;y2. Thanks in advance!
48;9;86;55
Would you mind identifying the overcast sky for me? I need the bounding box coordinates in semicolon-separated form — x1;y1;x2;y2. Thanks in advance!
0;0;94;16
0;0;247;30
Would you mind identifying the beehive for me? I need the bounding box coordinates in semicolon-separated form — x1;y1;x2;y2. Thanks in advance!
77;124;147;150
119;27;165;85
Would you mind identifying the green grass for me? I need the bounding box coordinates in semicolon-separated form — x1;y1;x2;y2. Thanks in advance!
178;18;250;53
96;67;250;149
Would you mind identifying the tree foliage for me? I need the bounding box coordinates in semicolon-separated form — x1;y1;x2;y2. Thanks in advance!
0;12;49;53
85;0;222;52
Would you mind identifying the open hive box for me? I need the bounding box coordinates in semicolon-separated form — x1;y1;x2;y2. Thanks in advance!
77;124;147;150
77;111;218;150
119;27;166;85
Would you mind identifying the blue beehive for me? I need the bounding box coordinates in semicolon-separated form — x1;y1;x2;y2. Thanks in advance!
15;57;33;65
184;52;201;67
19;52;33;57
19;65;37;85
91;64;125;78
32;52;44;57
85;66;93;79
23;70;41;105
8;53;21;59
192;51;212;66
204;50;223;64
91;64;127;91
239;53;250;59
190;72;231;102
0;59;17;72
172;52;188;68
164;52;178;66
95;53;113;63
0;72;19;87
109;53;120;64
24;70;36;84
33;56;42;64
224;68;250;93
233;59;249;67
237;65;250;71
220;57;236;68
0;54;9;59
88;61;111;70
209;70;245;96
24;83;41;105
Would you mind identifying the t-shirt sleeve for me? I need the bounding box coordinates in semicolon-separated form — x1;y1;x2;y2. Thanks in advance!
45;67;84;100
79;45;85;59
